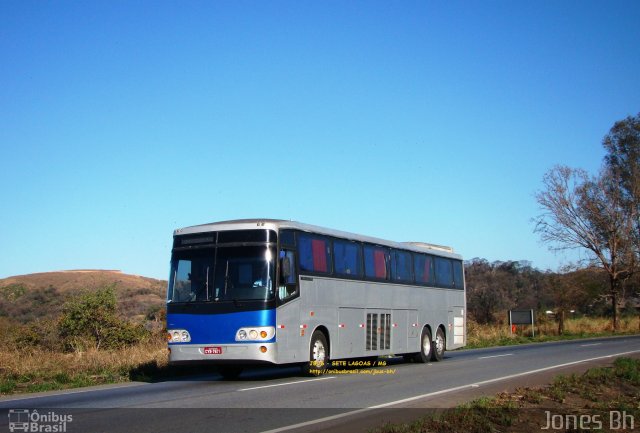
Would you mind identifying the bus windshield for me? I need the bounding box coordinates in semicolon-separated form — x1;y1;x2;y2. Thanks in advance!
168;246;275;303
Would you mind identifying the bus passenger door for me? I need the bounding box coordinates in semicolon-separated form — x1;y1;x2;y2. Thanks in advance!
276;249;300;363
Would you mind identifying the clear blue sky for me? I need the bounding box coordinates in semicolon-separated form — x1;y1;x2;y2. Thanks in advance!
1;1;639;280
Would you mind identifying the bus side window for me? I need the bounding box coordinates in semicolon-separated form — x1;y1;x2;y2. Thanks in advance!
435;257;453;288
279;250;298;302
364;245;388;280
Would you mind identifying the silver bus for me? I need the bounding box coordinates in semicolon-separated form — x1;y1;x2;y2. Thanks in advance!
166;219;466;378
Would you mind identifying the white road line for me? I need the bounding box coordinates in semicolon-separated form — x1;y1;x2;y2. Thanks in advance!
478;353;514;359
238;376;335;392
580;343;602;347
260;349;640;433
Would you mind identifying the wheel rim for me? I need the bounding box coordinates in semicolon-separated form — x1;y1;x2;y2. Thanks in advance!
313;340;326;363
422;334;431;356
436;333;445;355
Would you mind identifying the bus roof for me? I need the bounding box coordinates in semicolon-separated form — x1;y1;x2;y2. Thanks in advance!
174;219;462;260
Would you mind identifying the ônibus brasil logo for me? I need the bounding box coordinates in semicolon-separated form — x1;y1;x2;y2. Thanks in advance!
8;410;72;433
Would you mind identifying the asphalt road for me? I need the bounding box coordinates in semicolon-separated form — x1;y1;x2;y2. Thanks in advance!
1;335;639;433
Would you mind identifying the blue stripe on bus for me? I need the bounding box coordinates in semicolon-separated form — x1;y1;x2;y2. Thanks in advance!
167;309;276;344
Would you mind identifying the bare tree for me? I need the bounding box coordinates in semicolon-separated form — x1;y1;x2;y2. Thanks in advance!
534;165;634;330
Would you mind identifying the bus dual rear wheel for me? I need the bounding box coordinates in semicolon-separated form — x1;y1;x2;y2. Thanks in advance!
431;327;445;362
411;327;445;363
413;328;433;363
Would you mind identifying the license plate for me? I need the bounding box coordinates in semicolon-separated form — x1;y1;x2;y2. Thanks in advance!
204;346;222;355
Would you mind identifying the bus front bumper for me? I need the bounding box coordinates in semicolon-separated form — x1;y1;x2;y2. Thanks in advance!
168;342;277;365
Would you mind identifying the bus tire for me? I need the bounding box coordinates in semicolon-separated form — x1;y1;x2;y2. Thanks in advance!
218;365;243;380
413;327;433;363
431;327;445;362
302;331;329;376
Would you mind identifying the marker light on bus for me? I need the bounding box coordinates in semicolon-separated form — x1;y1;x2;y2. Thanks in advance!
167;329;191;343
235;326;275;341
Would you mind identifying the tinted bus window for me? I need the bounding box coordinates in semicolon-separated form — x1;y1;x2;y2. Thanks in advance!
299;234;331;274
414;254;435;285
453;260;464;290
435;257;453;288
333;240;363;277
391;250;413;282
279;230;295;247
364;245;388;280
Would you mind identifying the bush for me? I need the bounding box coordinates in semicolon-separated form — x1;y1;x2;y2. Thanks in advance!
58;286;148;351
11;319;59;351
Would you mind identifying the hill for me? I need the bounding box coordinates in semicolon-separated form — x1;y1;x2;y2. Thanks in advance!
0;270;167;324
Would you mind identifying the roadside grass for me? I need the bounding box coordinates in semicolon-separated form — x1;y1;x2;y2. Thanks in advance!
370;357;640;433
0;340;169;395
466;316;639;349
0;336;226;395
1;317;639;396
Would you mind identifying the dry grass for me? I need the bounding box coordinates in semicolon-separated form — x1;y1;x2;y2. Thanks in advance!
467;316;640;348
0;339;168;394
2;316;639;395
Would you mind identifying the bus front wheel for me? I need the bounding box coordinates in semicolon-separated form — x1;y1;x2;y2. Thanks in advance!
413;328;433;363
302;331;329;376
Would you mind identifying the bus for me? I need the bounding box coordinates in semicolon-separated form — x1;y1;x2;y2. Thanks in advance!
166;219;466;378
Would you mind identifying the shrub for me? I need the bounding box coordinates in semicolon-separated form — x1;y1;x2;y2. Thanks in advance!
12;319;59;351
0;284;27;301
58;286;148;351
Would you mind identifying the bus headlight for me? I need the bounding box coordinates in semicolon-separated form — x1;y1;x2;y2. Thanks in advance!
235;326;275;341
167;329;191;343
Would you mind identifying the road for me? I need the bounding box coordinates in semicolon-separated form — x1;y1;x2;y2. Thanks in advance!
1;335;639;433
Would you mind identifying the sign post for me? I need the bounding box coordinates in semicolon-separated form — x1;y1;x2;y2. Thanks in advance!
508;309;535;337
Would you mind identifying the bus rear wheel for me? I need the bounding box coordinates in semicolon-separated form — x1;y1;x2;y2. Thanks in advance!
301;331;329;376
431;327;445;362
413;327;433;363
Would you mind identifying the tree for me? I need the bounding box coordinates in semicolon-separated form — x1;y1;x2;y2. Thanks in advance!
534;162;635;331
58;286;147;351
464;258;547;324
547;267;600;334
465;258;508;324
603;113;640;264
